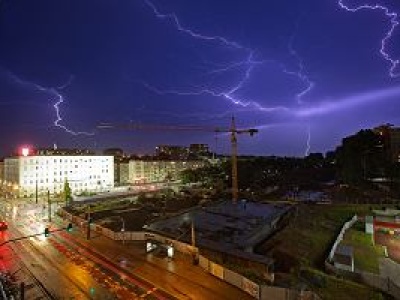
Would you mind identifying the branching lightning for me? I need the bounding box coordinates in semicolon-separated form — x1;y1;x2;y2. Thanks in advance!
338;0;400;77
7;72;94;136
144;0;244;50
284;30;315;104
142;1;315;115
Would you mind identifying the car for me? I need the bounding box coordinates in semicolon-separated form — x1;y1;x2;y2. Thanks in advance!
0;221;8;231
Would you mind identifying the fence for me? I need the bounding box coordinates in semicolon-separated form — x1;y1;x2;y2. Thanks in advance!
327;215;358;262
325;215;400;299
326;260;400;299
58;208;197;256
199;254;320;300
59;208;320;299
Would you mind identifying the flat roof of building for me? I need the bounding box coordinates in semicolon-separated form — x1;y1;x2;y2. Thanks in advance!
147;200;291;264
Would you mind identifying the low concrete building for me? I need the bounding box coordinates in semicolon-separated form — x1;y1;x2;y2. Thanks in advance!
146;200;292;273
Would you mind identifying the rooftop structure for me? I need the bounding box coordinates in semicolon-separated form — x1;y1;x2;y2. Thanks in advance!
35;148;95;156
146;200;291;264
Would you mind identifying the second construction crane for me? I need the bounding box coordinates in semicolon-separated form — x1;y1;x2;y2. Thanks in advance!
97;117;258;204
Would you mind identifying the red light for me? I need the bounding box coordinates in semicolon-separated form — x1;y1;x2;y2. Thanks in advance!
21;147;30;157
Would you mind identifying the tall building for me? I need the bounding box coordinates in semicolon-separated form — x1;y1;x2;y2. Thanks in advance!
4;155;114;197
373;124;400;162
103;148;126;185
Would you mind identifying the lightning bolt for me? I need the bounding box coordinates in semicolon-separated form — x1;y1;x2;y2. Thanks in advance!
140;49;290;113
7;72;94;136
338;0;400;77
305;125;311;156
141;1;324;155
284;27;315;104
141;1;316;114
143;0;245;50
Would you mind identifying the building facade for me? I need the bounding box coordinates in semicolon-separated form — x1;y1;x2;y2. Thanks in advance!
374;124;400;162
125;159;205;184
4;155;114;197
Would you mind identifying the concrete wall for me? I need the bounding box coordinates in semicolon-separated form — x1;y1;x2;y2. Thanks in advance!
328;215;357;262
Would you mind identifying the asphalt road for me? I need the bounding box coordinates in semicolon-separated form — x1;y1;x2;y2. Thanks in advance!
0;198;253;299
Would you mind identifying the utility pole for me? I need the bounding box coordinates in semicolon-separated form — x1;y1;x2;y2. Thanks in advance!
121;218;125;245
47;190;51;222
20;282;25;300
86;205;91;240
191;220;198;265
191;220;196;248
35;180;38;204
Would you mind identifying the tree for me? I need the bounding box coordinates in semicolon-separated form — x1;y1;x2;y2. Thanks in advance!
63;179;72;205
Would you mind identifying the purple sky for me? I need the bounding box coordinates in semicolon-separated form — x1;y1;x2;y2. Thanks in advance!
0;0;400;157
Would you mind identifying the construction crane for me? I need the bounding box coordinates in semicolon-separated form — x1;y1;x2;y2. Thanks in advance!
97;117;258;204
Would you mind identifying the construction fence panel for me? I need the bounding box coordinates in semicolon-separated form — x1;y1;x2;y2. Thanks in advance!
242;277;260;299
114;232;123;240
224;269;242;290
129;232;146;240
209;262;224;280
102;228;115;239
199;255;209;271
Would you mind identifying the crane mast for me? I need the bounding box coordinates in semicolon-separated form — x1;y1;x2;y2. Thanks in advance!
230;117;239;205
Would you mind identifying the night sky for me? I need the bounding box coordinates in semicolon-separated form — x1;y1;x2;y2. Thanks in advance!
1;0;400;157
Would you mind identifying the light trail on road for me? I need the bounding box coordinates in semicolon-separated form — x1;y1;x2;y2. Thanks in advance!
53;231;173;299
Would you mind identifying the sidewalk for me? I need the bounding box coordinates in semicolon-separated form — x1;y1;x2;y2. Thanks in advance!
68;225;253;300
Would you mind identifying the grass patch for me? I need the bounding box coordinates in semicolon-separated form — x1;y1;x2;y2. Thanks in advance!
341;223;385;273
304;268;384;300
257;204;390;271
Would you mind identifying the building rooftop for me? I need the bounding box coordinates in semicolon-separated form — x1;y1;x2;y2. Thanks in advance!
147;200;291;264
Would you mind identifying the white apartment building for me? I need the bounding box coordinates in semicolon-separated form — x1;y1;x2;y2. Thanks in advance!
4;155;114;197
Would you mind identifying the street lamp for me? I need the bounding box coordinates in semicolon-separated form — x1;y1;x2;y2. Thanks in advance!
120;217;125;245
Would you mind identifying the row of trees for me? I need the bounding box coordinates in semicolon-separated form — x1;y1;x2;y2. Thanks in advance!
180;128;400;199
180;154;336;196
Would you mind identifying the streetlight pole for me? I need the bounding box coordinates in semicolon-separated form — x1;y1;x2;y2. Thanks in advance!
121;217;125;245
47;190;51;222
35;180;38;204
86;205;91;240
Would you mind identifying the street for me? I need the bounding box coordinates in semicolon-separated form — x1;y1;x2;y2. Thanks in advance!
0;197;253;299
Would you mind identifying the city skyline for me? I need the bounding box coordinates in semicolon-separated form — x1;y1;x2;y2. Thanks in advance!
1;0;400;157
